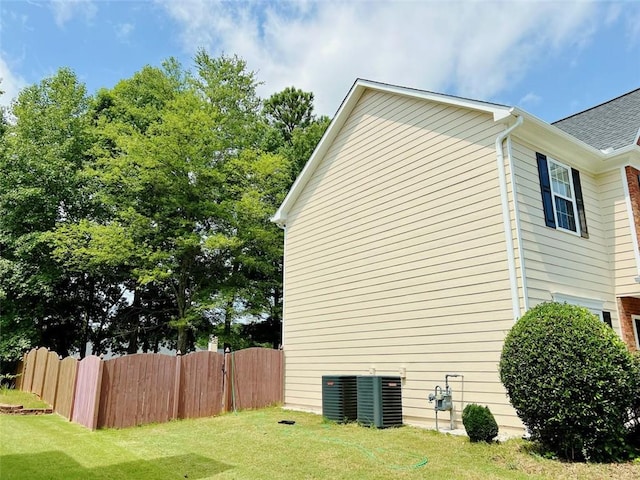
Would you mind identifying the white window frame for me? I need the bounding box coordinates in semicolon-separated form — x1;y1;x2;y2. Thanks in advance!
551;293;605;321
547;158;581;236
633;315;640;350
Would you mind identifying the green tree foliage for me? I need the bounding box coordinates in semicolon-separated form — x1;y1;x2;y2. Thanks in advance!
499;302;638;461
1;54;330;362
217;150;292;348
263;87;315;143
280;115;330;178
462;404;499;443
262;87;330;179
0;68;95;363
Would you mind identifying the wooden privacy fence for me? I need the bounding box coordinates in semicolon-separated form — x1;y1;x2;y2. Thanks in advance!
17;347;283;430
17;347;78;420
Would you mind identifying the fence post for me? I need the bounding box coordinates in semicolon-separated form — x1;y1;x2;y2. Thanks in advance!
90;359;104;430
172;351;182;420
22;348;36;393
15;356;24;390
222;350;231;413
66;358;79;422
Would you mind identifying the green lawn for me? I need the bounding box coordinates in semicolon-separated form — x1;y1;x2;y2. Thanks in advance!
0;388;50;409
0;407;638;479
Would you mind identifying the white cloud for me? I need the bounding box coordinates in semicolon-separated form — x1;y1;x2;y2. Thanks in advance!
158;0;601;115
625;6;640;46
0;54;27;109
115;22;135;42
50;0;97;28
518;92;542;108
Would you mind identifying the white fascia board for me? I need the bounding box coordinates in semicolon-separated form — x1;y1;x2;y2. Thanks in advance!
271;79;512;225
510;107;606;157
271;80;367;226
510;107;640;174
355;79;513;121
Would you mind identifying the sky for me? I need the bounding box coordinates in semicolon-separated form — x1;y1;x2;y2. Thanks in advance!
0;0;639;123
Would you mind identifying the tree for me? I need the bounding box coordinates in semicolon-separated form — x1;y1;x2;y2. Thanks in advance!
261;86;329;177
59;55;265;354
217;150;293;348
2;56;329;360
263;87;315;143
280;115;330;178
0;68;95;360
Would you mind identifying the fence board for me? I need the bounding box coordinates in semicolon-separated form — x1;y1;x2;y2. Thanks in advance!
98;354;176;429
31;347;50;397
16;346;282;429
179;351;225;419
14;359;24;390
72;355;103;429
228;348;283;411
21;349;37;393
55;357;78;420
41;351;60;406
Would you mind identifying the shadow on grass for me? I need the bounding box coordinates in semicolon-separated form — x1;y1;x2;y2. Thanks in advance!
0;451;231;479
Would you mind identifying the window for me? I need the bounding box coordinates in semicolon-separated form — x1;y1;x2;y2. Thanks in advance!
552;293;607;323
536;153;588;238
633;315;640;350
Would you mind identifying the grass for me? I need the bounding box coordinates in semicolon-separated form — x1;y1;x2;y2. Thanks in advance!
1;407;638;479
0;387;50;409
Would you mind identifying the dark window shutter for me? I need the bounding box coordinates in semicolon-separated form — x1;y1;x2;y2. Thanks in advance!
536;153;556;228
571;168;589;239
602;311;612;328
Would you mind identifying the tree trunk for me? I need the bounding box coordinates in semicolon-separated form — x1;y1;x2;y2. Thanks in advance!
126;288;142;354
272;287;282;349
223;296;234;351
177;326;188;354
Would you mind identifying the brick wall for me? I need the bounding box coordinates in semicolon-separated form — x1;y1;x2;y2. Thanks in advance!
625;166;640;249
618;296;640;351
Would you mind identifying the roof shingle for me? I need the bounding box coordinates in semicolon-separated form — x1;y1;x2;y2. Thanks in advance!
552;89;640;151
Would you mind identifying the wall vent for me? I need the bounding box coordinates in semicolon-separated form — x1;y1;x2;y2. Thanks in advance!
321;375;358;423
356;376;403;428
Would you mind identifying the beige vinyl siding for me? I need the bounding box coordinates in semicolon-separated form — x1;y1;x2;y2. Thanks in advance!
283;89;523;432
600;168;639;297
510;139;619;323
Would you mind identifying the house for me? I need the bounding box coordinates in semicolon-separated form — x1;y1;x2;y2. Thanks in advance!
271;79;640;434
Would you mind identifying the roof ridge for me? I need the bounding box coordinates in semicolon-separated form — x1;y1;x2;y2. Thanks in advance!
552;87;640;124
356;78;511;110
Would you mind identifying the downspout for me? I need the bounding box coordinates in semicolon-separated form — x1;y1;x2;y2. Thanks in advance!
506;136;530;311
495;115;524;321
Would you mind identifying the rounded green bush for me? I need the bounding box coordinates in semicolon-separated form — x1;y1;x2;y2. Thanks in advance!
462;404;498;443
626;352;640;448
499;302;636;461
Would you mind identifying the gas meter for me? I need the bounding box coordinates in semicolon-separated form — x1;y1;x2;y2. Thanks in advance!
427;374;463;431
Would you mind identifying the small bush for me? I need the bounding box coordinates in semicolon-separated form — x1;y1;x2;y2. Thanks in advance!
499;302;636;462
462;404;498;443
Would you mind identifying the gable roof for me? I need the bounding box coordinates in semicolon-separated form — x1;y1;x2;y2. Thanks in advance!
272;79;639;227
552;88;640;152
271;79;514;226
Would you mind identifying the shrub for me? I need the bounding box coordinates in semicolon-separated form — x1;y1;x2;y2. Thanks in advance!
462;404;498;443
499;302;636;462
626;352;640;451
